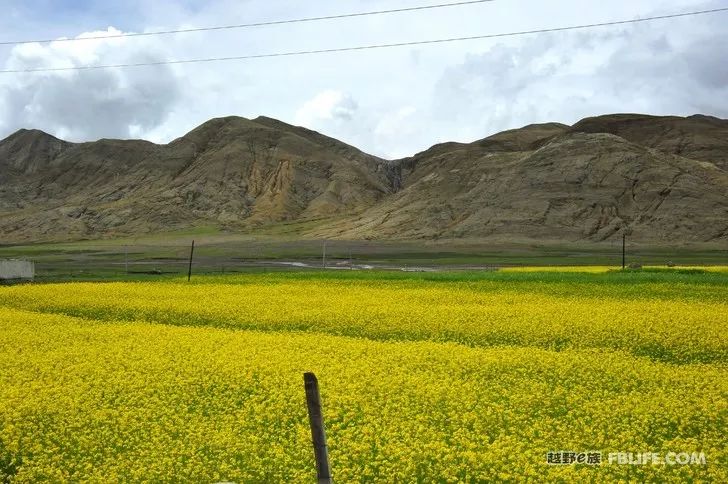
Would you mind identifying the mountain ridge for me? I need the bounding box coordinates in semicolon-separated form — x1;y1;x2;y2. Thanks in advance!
1;113;726;244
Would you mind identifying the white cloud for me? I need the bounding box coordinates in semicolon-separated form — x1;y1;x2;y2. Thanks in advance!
0;27;181;141
428;6;728;145
294;90;358;127
371;106;419;158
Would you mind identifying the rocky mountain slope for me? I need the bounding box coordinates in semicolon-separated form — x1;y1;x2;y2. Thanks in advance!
0;116;395;241
1;113;726;244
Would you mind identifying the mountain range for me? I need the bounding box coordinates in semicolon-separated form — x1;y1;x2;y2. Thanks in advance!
1;113;727;244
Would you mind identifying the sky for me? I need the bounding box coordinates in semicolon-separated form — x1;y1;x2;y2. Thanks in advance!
0;0;726;159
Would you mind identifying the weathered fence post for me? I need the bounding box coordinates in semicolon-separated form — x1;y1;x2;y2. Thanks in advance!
187;240;195;281
304;372;332;484
622;233;626;269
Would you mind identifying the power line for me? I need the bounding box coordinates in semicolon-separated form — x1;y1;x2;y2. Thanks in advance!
0;0;496;46
1;7;726;74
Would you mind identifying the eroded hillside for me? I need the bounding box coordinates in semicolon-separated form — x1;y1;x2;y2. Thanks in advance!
1;113;726;244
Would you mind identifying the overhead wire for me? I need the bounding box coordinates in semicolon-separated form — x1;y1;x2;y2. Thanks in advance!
0;0;496;46
1;7;726;74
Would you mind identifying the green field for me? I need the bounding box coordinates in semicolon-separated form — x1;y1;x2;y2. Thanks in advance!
1;234;726;282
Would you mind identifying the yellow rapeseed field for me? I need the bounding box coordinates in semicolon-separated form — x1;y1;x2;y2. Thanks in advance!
500;265;728;273
499;265;615;273
1;275;725;363
0;271;726;482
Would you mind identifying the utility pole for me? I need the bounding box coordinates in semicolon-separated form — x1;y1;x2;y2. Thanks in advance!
322;240;327;269
124;245;129;274
622;233;626;270
187;240;195;281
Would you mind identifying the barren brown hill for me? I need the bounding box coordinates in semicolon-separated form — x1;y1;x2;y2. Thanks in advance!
0;113;726;244
571;113;728;171
0;116;395;241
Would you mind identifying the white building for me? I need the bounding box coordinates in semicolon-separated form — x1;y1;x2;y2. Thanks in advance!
0;260;35;281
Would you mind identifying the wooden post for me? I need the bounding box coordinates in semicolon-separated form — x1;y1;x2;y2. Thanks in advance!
304;372;332;484
322;240;327;269
124;245;129;274
622;233;626;269
187;240;195;281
